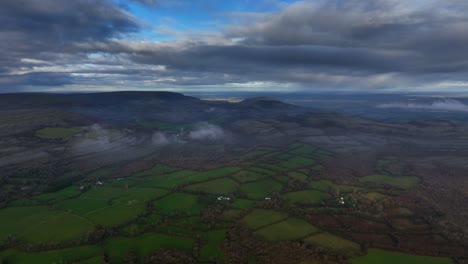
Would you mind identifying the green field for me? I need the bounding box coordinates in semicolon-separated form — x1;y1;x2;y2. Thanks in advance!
76;256;103;264
249;166;278;177
363;192;389;201
359;174;420;189
140;170;198;188
111;187;169;203
278;156;316;170
232;198;256;209
290;145;317;155
199;230;227;262
288;171;308;182
242;209;288;229
35;127;81;140
239;179;283;200
309;180;364;193
351;249;454;264
141;167;241;189
232;170;264;183
242;150;270;160
0;206;93;243
58;187;167;226
0;139;451;264
255;218;319;241
34;186;82;202
284;190;330;204
155;193;204;215
185;178;238;195
256;163;284;172
0;246;101;264
56;196;109;215
105;233;194;263
86;203;144;226
303;232;360;251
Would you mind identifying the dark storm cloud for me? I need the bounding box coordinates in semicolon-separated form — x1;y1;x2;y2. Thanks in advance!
128;0;159;6
0;0;138;49
0;0;139;87
2;0;468;91
224;0;468;75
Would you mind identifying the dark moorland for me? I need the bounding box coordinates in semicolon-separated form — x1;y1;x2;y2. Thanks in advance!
0;92;466;264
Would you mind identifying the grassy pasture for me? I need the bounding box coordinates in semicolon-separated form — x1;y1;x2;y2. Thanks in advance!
8;198;39;207
288;171;308;182
242;150;270;160
76;256;103;264
278;156;316;170
239;179;283;200
56;196;109;215
111;187;168;203
351;249;454;264
315;149;333;157
106;177;142;188
141;167;241;189
0;206;93;244
86;203;144;226
363;192;389;201
290;145;317;155
232;170;264;183
23;213;93;243
81;186;126;200
242;209;287;229
87;188;168;226
199;230;227;262
139;170;197;189
359;174;420;189
232;199;256;209
105;233;194;263
309;180;363;193
256;163;284;172
249;166;277;177
35;127;81;140
284;190;330;204
34;186;82;202
255;218;319;241
0;246;101;264
58;187;167;226
196;167;241;179
155;193;204;215
303;232;360;252
185;177;238;195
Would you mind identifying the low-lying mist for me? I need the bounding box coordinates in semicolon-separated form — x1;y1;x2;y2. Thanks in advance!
377;99;468;112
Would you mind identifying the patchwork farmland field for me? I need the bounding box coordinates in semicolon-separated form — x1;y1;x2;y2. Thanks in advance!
255;218;319;241
0;139;459;264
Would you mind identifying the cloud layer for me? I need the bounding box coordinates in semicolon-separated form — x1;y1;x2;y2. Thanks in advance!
2;0;468;92
188;123;225;141
377;99;468;112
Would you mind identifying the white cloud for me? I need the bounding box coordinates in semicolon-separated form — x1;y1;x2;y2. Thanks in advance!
188;123;225;141
377;99;468;112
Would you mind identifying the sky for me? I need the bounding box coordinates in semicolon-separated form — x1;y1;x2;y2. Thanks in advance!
2;0;468;93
